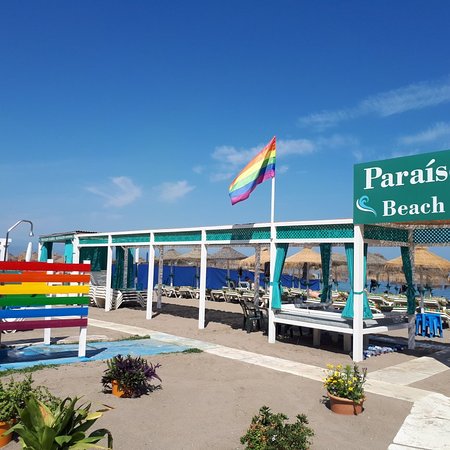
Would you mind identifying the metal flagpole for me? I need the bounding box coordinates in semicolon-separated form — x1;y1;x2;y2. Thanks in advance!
268;175;277;343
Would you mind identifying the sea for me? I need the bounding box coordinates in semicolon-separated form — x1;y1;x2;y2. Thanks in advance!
333;280;449;301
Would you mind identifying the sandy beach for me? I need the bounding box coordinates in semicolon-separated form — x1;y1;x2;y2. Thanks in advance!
2;296;449;449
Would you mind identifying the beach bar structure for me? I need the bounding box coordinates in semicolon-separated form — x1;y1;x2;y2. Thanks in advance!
38;219;449;362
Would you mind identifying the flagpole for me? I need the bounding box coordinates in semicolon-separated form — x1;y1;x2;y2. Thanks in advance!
268;171;277;343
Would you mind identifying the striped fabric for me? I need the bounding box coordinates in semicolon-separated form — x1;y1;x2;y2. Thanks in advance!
229;136;276;205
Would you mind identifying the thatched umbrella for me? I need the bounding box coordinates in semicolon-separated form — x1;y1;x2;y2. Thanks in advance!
209;247;247;286
331;253;347;288
177;247;202;287
285;247;321;293
160;248;183;286
240;248;270;268
385;247;450;308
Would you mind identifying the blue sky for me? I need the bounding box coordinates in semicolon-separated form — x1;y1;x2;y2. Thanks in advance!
1;0;450;258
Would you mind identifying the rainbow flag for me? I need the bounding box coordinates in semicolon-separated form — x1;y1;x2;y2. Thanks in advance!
229;137;276;205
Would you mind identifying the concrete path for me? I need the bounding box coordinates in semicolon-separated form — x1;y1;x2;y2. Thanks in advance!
89;318;450;449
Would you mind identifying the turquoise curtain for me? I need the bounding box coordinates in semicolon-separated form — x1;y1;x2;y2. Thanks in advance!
112;247;125;289
341;244;373;319
320;244;331;303
64;240;73;263
401;246;416;315
271;243;289;309
126;249;135;289
79;247;108;271
39;242;53;262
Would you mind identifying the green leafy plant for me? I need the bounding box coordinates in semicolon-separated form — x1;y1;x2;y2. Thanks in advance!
240;406;314;450
323;363;367;403
101;354;161;398
8;396;112;449
0;375;61;422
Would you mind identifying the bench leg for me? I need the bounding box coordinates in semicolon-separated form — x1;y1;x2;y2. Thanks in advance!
343;334;352;352
313;329;321;347
78;326;87;357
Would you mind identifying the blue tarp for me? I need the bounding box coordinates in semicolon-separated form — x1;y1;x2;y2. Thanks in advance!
118;264;320;291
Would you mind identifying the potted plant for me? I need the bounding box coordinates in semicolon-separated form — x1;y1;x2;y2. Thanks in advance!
0;375;60;447
8;396;113;449
323;364;367;415
101;354;161;398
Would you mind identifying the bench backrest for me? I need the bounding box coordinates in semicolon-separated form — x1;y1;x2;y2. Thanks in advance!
0;261;90;356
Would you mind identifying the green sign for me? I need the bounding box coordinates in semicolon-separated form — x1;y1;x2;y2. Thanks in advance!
354;149;450;224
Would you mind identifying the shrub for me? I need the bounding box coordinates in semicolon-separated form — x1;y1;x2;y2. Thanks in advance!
240;406;314;450
101;354;161;398
0;375;60;422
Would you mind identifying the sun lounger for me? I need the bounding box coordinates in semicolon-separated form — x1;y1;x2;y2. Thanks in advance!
210;289;226;302
224;290;241;303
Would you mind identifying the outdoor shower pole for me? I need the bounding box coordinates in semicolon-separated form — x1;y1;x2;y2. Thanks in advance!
4;219;34;261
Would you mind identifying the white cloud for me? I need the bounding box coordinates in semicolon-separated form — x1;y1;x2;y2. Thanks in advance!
209;135;358;182
298;76;450;129
192;165;205;174
86;176;142;207
398;121;450;145
154;180;195;203
210;138;317;182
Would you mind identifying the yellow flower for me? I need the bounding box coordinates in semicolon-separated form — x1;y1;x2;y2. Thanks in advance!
336;364;342;369
326;364;334;369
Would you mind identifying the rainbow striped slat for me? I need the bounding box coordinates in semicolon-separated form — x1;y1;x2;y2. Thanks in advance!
0;261;90;333
229;136;276;205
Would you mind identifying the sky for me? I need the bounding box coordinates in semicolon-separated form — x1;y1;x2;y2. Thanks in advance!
1;0;450;259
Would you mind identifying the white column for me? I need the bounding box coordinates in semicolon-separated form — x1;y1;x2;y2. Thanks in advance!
352;224;364;362
157;247;164;309
73;237;80;264
43;259;53;344
146;236;155;320
78;259;89;357
407;230;416;350
198;233;207;329
268;227;277;344
105;235;113;311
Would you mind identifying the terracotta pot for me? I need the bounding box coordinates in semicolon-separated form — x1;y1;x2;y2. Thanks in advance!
0;421;12;448
111;380;130;398
328;393;364;415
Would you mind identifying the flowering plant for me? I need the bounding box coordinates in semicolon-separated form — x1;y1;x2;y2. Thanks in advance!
324;364;367;403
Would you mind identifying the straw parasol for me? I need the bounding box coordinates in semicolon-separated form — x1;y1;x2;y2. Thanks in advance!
284;247;321;268
285;247;321;293
240;248;270;268
385;247;450;274
162;248;183;262
176;247;202;287
385;247;450;304
160;248;183;286
209;246;247;286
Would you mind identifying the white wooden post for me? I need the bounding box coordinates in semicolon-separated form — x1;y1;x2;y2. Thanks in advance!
157;247;163;309
146;236;155;320
408;231;416;350
352;224;364;362
43;259;53;345
199;233;207;329
105;235;113;311
268;222;277;343
78;259;89;357
73;236;80;264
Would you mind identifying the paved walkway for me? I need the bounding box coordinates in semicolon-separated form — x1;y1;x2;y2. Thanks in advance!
88;318;450;450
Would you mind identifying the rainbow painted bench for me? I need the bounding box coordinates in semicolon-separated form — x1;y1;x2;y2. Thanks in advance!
0;261;90;357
